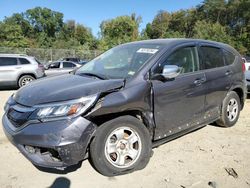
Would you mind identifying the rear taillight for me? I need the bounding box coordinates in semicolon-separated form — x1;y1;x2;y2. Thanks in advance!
38;64;44;70
242;61;246;72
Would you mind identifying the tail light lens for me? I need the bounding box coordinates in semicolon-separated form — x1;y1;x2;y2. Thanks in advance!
242;61;246;72
38;64;45;70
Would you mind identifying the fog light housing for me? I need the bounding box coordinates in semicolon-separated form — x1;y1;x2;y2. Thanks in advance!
25;145;36;154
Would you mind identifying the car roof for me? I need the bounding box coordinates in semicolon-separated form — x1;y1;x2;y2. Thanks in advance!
0;54;31;57
124;38;238;54
50;61;76;64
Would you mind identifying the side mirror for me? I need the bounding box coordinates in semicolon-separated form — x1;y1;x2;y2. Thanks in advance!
162;65;181;79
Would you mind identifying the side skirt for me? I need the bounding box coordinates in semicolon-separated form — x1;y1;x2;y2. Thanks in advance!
152;118;218;148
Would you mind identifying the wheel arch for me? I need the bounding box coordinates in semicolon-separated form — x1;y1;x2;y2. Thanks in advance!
17;73;37;87
230;86;245;110
17;73;37;81
87;110;155;139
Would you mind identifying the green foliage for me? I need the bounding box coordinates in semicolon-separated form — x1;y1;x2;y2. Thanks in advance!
193;21;232;43
143;1;250;55
0;2;249;55
0;22;29;48
100;14;141;50
25;7;63;38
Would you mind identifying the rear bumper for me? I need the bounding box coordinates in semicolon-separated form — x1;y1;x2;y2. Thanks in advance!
35;69;45;78
2;114;96;169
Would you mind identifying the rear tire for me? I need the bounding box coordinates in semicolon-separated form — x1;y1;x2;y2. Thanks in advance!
216;91;241;127
18;75;35;88
89;116;152;176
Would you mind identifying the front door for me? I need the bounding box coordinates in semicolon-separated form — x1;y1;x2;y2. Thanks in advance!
0;57;19;86
151;45;206;140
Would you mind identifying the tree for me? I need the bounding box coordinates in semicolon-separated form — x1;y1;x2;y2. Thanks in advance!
168;9;197;37
192;21;248;53
100;14;141;50
193;21;232;42
75;24;94;45
150;10;171;38
0;22;29;47
24;7;64;38
4;13;33;38
197;0;227;24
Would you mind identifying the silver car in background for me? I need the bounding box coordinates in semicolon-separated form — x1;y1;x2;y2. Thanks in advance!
245;70;250;93
45;61;81;77
0;54;45;88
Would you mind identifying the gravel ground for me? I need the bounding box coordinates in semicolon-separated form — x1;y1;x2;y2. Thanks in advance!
0;90;249;188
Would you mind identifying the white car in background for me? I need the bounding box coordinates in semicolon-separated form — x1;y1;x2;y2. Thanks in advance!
0;54;45;88
242;57;250;71
45;61;82;77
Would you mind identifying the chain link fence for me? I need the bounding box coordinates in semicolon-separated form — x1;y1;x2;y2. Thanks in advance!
0;47;103;64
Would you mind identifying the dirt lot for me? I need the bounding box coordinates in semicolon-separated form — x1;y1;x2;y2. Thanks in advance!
0;90;249;188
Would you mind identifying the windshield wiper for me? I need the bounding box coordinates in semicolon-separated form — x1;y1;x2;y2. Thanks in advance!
78;72;108;80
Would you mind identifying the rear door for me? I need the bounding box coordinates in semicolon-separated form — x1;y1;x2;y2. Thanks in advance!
45;62;61;76
0;57;19;85
151;44;206;139
61;62;77;74
199;44;232;118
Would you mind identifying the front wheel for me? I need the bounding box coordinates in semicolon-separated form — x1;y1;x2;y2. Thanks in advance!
216;91;241;127
89;116;152;176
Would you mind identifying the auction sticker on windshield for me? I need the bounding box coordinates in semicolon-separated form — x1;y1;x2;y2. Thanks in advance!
137;48;159;54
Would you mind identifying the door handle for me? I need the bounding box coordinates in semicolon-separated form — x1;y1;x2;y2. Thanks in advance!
194;78;206;86
225;70;233;76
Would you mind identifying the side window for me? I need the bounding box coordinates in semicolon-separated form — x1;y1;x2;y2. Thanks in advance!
19;58;30;65
153;46;200;74
0;57;18;66
200;46;224;69
223;50;236;65
49;62;60;69
63;62;76;68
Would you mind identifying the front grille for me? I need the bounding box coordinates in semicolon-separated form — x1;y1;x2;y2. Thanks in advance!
7;104;35;128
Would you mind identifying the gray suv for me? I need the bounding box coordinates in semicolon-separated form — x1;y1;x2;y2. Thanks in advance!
0;54;45;88
2;39;247;176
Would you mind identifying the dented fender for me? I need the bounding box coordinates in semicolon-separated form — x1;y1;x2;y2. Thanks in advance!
86;80;155;137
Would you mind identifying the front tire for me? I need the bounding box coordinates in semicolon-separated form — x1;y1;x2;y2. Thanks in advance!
89;116;152;176
216;91;241;127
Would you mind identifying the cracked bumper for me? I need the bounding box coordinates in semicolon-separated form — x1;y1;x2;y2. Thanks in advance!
2;114;96;169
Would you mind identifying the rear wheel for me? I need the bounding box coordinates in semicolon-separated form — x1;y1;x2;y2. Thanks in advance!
89;116;152;176
216;91;241;127
18;75;35;88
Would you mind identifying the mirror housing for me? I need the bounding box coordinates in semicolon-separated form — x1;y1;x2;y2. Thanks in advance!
162;65;181;79
151;65;181;81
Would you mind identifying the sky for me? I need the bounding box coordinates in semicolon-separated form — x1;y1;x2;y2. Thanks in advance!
0;0;202;36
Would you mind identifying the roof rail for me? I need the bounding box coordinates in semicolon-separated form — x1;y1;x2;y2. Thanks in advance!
0;53;29;57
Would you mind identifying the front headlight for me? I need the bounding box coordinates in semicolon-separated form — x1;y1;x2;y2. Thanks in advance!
33;94;98;120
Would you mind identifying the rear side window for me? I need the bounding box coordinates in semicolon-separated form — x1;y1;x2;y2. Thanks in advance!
63;62;76;68
223;50;236;65
0;57;18;66
19;58;30;65
200;46;224;69
49;62;60;69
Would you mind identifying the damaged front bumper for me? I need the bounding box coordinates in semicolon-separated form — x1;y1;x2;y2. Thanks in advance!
2;114;96;170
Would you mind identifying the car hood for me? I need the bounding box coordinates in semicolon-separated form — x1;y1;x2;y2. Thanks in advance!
14;74;124;106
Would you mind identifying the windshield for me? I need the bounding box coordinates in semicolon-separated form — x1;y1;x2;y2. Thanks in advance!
76;43;163;79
